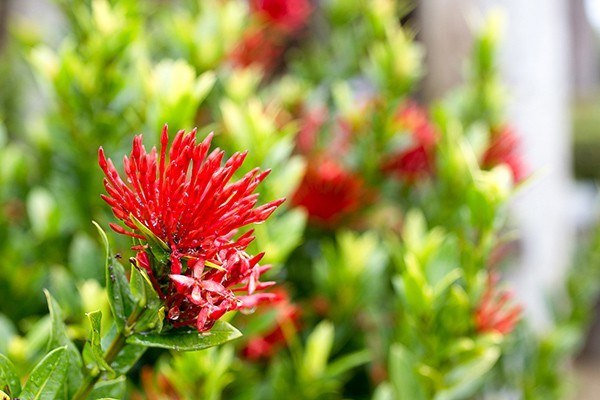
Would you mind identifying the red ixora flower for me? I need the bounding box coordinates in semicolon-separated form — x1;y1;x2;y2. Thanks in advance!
242;287;301;360
249;0;312;33
382;101;437;183
482;126;526;183
475;274;522;335
291;157;365;226
99;126;284;332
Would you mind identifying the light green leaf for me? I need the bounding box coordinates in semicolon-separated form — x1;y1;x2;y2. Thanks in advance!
434;346;500;400
86;310;113;373
303;321;334;378
21;346;68;400
388;344;427;400
127;321;241;351
0;354;20;397
88;376;126;399
44;290;83;398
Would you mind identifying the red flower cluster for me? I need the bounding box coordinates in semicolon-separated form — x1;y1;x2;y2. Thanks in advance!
381;102;437;183
242;288;301;360
99;126;284;332
482;126;526;183
291;157;365;226
475;274;522;335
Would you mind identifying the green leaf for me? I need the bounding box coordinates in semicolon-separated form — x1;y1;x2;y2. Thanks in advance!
102;325;146;375
388;344;427;400
94;221;135;332
127;321;242;351
0;315;16;356
107;257;135;332
0;354;20;397
88;376;126;399
434;346;500;400
129;266;164;332
44;290;83;398
303;321;334;378
372;383;394;400
49;267;83;319
325;349;371;379
85;310;114;373
21;346;69;400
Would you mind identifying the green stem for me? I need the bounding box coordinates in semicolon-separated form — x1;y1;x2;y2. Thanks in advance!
72;305;145;400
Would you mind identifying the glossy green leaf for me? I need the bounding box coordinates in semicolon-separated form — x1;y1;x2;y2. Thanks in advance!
21;346;68;400
44;290;83;398
86;310;113;373
127;321;242;351
0;354;20;397
106;257;135;332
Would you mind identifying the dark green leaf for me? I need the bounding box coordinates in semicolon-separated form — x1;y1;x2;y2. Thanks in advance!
21;346;68;400
127;321;242;351
85;311;113;374
44;290;83;398
0;354;20;397
88;376;126;399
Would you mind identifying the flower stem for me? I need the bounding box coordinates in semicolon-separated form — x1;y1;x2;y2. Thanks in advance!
72;305;145;400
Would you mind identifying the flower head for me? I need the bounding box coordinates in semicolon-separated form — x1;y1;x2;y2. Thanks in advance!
291;157;366;227
475;273;522;335
99;126;284;332
482;126;526;183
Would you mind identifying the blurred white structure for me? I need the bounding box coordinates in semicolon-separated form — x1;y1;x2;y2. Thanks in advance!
421;0;573;329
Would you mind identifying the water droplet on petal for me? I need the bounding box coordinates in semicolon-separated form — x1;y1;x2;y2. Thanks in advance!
240;306;257;315
168;306;180;320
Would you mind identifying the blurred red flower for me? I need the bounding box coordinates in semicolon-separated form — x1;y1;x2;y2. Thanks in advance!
242;288;301;360
482;126;526;183
475;274;522;335
292;157;366;226
230;28;284;71
382;102;437;182
99;126;284;332
250;0;312;33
